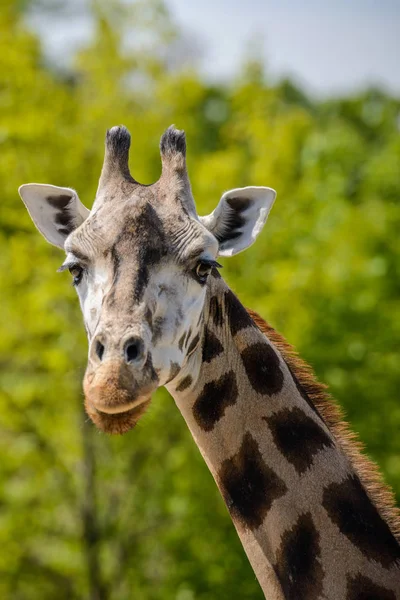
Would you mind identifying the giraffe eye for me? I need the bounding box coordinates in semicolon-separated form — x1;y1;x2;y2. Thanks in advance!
69;264;84;286
195;261;212;283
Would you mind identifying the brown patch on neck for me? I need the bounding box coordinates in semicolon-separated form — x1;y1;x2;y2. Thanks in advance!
246;308;400;543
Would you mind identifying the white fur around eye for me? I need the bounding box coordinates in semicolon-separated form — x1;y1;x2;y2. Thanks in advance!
80;265;111;338
142;265;205;379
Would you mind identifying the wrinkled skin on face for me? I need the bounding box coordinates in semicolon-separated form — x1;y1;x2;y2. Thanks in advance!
19;125;276;434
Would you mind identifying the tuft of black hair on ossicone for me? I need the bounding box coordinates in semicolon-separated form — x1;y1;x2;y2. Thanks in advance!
160;125;186;156
103;125;135;183
106;125;131;156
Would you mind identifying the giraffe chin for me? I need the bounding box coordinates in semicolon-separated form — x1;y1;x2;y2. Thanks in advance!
83;362;154;434
85;396;152;435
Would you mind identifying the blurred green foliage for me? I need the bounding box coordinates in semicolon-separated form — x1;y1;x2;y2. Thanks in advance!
0;0;399;598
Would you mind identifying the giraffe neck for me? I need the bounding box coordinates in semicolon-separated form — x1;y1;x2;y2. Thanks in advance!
167;273;400;600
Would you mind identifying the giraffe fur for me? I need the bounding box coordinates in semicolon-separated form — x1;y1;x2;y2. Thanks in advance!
19;125;400;599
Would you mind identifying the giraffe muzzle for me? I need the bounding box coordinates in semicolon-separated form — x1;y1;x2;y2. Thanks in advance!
84;360;139;410
83;360;155;434
83;325;159;435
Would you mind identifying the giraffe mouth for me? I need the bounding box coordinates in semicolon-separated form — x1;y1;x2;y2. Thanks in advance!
83;361;155;434
90;395;149;415
85;396;152;435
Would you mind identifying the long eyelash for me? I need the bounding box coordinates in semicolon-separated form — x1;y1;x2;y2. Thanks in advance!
203;259;223;269
57;262;82;274
57;263;71;273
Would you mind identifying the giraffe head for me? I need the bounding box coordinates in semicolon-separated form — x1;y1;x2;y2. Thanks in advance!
19;126;276;434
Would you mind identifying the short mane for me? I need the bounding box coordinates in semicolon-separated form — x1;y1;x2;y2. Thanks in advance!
247;308;400;541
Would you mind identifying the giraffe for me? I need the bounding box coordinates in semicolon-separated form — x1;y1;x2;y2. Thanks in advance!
19;125;400;599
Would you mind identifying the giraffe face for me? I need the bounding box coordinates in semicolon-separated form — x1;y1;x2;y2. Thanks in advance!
19;125;276;434
64;197;219;433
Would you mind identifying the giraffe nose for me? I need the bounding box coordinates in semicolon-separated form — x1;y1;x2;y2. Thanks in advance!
95;338;105;362
123;336;145;365
90;334;147;366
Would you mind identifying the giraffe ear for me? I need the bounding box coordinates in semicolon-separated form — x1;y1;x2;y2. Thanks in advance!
199;186;276;257
19;183;90;249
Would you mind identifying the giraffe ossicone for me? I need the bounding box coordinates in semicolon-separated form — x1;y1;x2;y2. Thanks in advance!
19;125;400;599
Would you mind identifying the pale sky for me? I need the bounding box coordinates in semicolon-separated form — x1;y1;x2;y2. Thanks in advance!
167;0;400;95
30;0;400;97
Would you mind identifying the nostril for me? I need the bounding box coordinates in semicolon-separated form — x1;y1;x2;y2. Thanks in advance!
124;337;144;364
96;340;105;362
